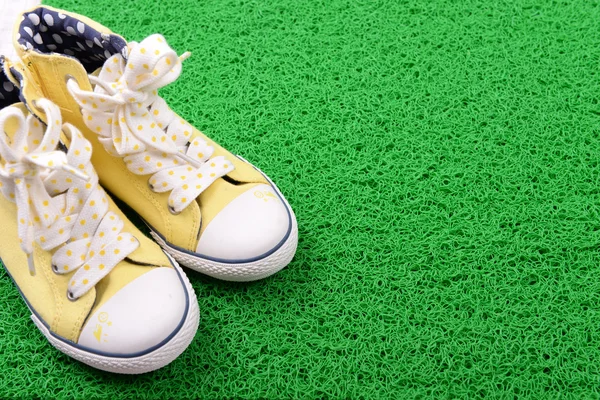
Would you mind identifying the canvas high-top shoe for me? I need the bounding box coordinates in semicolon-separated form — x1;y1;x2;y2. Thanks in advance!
13;5;298;282
0;60;199;374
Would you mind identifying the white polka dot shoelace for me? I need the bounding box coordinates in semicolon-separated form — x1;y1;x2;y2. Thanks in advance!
66;34;235;214
0;99;139;300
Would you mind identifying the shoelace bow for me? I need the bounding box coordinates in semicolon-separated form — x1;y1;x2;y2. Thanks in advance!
67;34;235;214
0;99;139;299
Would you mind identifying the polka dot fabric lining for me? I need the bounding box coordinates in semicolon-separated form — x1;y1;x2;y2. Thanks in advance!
0;59;20;109
17;7;126;72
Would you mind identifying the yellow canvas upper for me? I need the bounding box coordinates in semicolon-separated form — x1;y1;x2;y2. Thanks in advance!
0;96;172;343
0;183;171;341
0;193;95;341
13;5;270;253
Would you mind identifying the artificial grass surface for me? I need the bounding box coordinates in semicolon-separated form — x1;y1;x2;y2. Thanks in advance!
1;0;600;397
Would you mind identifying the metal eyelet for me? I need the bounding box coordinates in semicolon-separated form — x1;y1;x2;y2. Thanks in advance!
51;264;59;274
148;180;155;192
168;205;181;215
66;290;77;302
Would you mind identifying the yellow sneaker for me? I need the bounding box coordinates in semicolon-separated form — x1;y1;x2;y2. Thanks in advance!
13;6;298;282
0;62;198;373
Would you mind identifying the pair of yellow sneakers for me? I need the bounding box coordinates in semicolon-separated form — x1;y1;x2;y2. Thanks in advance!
0;5;297;374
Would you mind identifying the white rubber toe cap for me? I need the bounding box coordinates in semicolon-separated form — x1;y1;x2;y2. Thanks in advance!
196;183;291;261
78;267;187;355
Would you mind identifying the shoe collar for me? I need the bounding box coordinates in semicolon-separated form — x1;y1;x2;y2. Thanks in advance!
14;5;127;73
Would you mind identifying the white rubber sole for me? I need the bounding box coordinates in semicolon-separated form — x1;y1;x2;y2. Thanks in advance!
30;261;199;374
152;212;297;282
151;167;298;282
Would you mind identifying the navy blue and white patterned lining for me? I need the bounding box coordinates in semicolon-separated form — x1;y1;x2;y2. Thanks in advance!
0;58;20;110
17;7;126;73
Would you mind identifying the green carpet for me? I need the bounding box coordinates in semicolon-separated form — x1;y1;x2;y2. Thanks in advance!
2;0;600;397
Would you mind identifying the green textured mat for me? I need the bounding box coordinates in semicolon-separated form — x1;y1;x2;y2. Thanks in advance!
2;0;600;397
